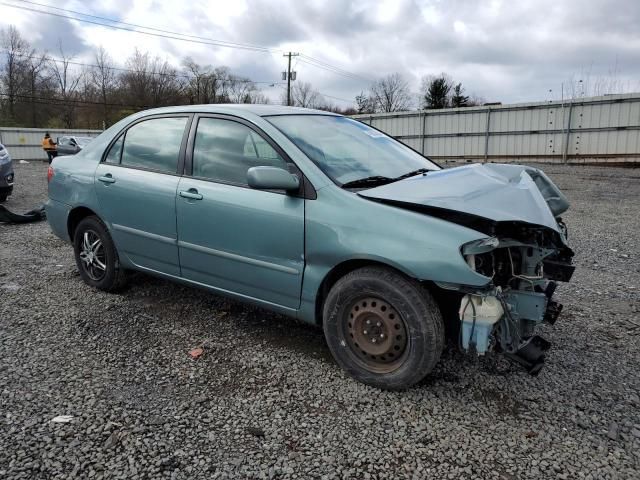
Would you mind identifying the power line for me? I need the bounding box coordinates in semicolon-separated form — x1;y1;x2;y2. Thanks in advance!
3;0;373;86
1;0;367;103
0;1;277;54
317;92;354;104
299;55;373;83
13;0;281;53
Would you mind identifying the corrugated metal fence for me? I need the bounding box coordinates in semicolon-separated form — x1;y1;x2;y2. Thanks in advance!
0;127;102;161
3;94;639;164
353;93;640;164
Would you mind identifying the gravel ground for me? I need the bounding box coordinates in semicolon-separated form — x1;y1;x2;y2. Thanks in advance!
1;160;639;479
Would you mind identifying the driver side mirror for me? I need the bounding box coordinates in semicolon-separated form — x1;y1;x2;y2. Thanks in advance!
247;166;300;191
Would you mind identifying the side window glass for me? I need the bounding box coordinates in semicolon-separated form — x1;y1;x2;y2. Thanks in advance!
120;117;187;173
193;118;287;185
105;135;124;164
243;131;280;160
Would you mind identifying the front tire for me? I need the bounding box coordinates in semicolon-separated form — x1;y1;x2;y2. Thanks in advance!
73;216;126;292
323;266;444;390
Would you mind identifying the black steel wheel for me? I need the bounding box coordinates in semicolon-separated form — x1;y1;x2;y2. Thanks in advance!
323;266;444;390
345;297;409;373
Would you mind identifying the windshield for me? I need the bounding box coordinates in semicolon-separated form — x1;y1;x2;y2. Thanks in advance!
266;115;440;185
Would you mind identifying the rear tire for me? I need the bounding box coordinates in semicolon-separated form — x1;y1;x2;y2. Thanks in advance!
323;266;444;390
73;216;126;292
0;194;7;202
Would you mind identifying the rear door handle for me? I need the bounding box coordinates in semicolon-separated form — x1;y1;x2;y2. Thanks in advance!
179;189;203;200
98;174;116;184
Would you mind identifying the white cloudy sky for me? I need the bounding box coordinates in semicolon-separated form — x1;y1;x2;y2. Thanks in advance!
2;0;639;107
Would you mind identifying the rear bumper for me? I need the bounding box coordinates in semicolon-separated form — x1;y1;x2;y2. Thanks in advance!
46;198;72;243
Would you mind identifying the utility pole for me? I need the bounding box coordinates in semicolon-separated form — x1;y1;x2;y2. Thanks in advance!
283;52;299;106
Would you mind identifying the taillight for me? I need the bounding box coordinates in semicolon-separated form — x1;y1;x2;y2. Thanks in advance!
47;166;54;183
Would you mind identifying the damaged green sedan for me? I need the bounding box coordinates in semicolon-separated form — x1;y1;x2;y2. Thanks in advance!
46;105;574;389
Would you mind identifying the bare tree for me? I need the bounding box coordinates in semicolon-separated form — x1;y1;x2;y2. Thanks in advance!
467;94;486;107
281;81;323;108
228;76;258;103
121;49;184;108
250;92;270;104
25;50;49;127
122;48;152;106
182;57;211;104
91;46;117;127
0;25;31;122
212;66;232;103
48;41;83;127
370;73;412;112
149;57;183;107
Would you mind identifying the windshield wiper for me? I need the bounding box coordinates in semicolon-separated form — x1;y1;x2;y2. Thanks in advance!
340;169;431;190
393;168;431;181
340;175;394;189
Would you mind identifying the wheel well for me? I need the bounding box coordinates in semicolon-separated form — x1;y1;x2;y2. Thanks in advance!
314;259;405;326
67;206;98;241
314;260;462;335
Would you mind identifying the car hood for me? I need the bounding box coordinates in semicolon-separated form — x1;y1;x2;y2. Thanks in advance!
359;163;569;235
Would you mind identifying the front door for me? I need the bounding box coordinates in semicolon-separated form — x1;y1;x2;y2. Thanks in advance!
95;115;190;276
176;116;305;309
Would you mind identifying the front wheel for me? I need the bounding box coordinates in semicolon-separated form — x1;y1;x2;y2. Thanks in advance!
73;216;126;291
323;266;444;390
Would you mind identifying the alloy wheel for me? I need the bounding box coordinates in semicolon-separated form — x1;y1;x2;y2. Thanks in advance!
78;229;107;281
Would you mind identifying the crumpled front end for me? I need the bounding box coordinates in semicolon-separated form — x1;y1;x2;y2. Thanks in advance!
450;217;574;373
359;162;575;374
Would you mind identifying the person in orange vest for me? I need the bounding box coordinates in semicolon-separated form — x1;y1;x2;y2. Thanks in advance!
42;132;57;164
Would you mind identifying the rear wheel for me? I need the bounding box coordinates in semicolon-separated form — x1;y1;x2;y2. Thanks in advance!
0;194;7;202
73;216;126;291
323;266;444;390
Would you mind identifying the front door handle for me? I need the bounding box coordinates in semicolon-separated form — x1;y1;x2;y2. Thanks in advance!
179;189;203;200
98;174;116;184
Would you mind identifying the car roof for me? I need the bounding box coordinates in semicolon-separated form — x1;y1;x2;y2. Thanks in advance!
132;104;341;118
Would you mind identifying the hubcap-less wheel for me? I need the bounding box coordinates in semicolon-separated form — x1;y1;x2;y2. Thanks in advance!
346;297;408;373
78;229;106;281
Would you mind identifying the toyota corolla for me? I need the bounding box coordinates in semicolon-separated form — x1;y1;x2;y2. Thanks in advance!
46;105;574;389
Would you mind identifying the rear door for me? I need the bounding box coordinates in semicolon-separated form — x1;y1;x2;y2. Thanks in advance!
176;115;305;309
95;115;191;276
